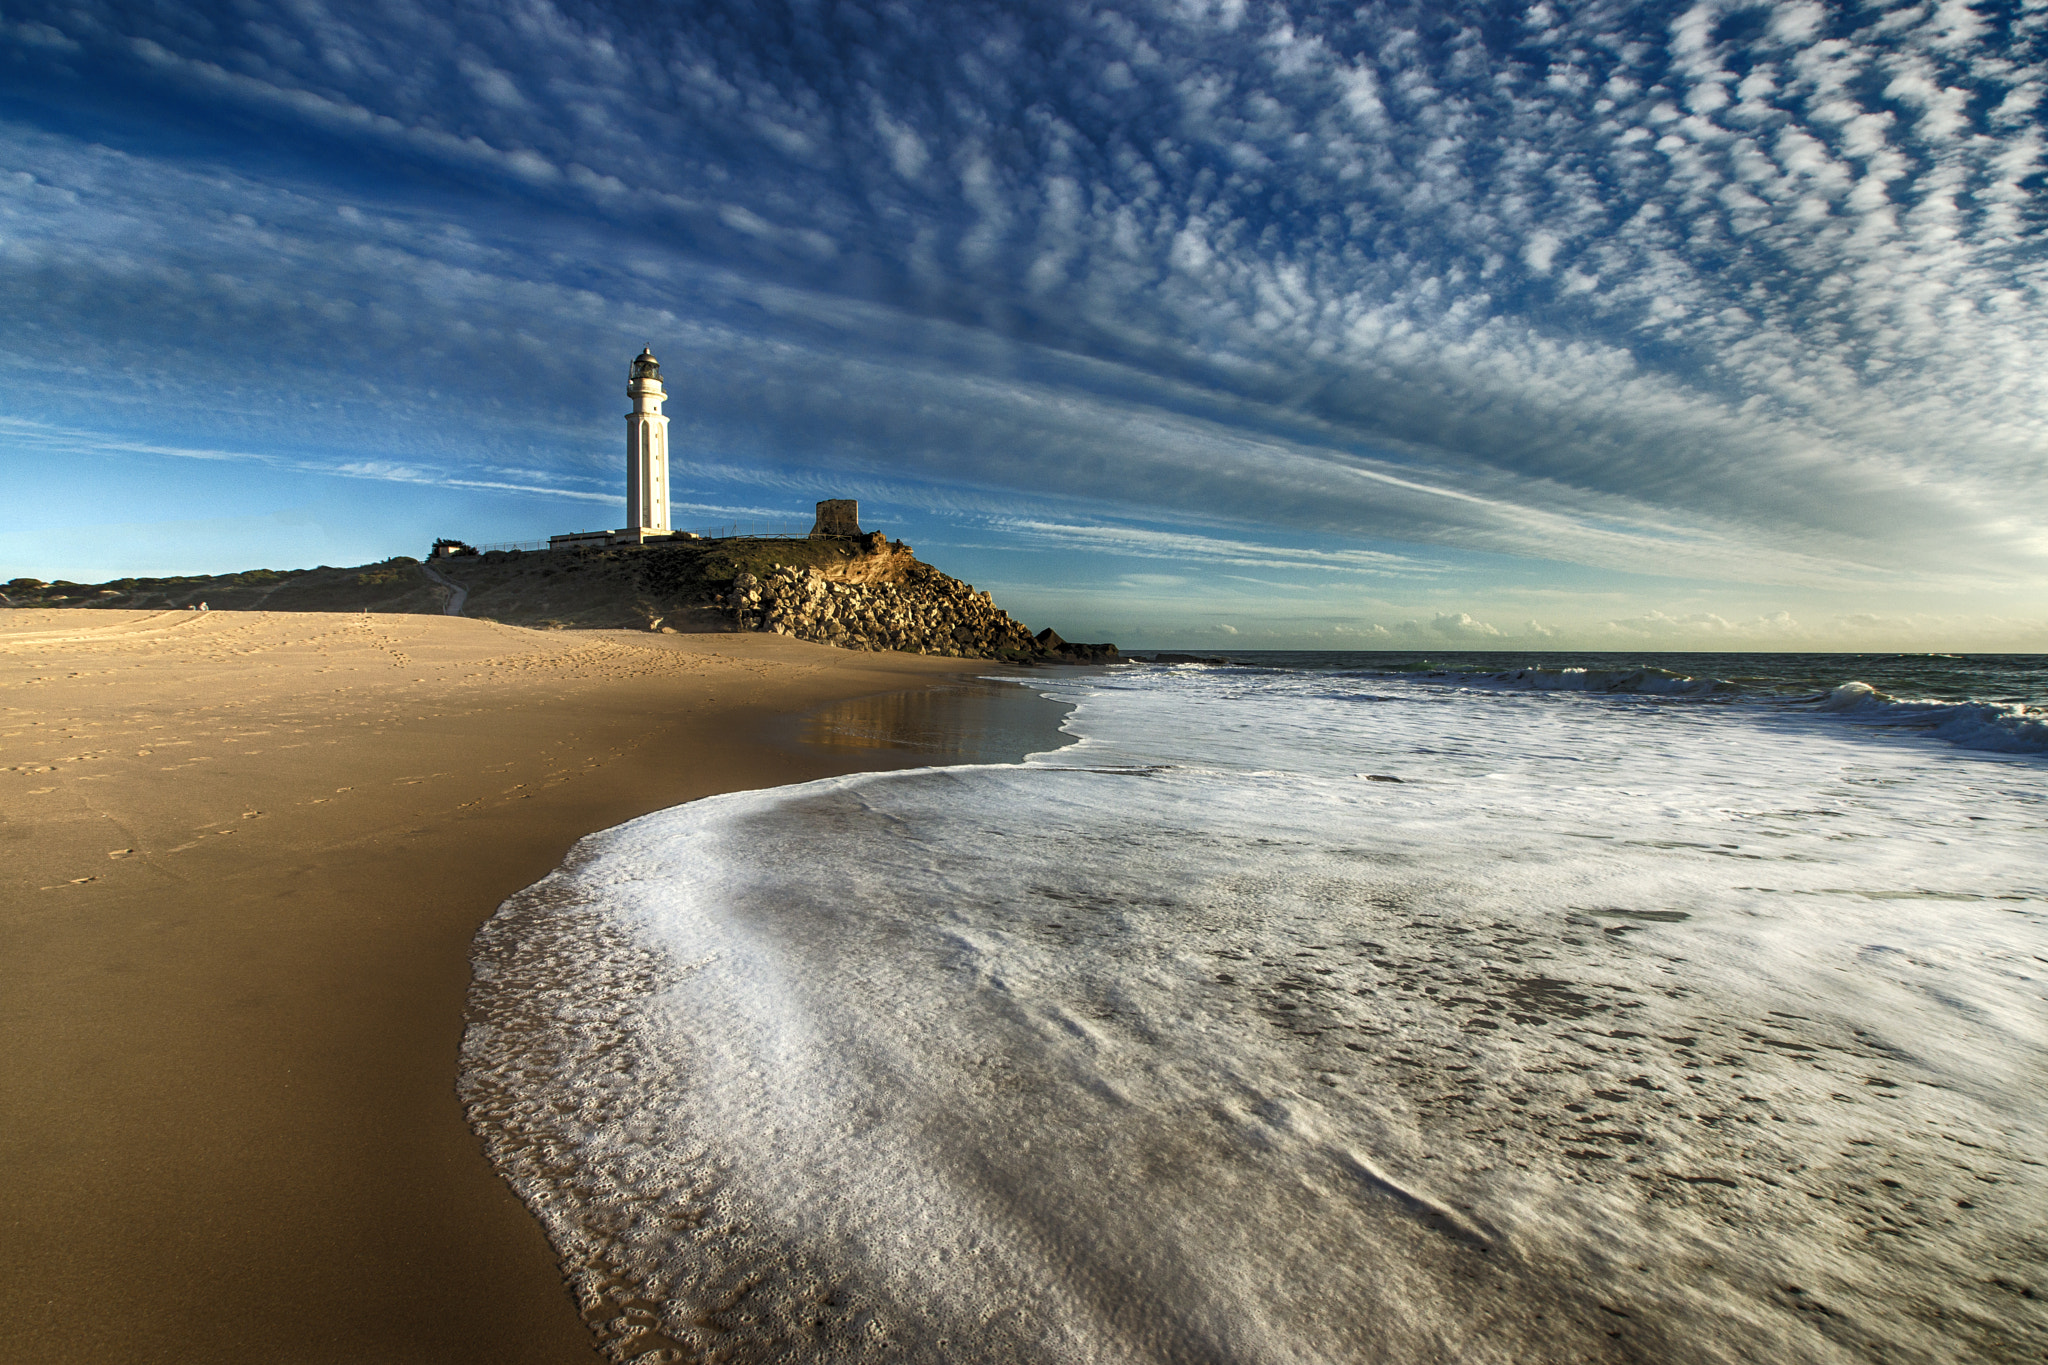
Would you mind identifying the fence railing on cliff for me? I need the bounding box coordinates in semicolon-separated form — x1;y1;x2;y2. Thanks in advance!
468;523;814;554
687;521;812;540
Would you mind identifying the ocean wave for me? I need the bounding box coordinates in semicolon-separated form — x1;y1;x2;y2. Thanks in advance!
1480;664;1734;696
1263;660;2048;756
1282;659;1742;698
1818;681;2048;754
466;664;2048;1362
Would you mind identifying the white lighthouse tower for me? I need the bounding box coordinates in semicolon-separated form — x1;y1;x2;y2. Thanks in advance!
624;347;671;536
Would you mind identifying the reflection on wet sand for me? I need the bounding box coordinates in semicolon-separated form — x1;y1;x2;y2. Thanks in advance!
795;677;1073;767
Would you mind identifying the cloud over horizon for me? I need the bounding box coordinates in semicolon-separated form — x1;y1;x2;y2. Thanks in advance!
2;0;2044;646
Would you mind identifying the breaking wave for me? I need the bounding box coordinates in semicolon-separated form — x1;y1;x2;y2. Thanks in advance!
464;663;2048;1363
1815;681;2048;755
1178;653;2048;758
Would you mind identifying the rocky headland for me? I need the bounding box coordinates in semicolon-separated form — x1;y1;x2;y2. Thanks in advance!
3;531;1118;664
720;541;1114;663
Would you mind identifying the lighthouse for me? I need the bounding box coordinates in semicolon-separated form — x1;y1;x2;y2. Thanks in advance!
625;347;671;535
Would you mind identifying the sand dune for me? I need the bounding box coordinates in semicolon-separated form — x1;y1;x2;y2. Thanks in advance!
0;609;994;1363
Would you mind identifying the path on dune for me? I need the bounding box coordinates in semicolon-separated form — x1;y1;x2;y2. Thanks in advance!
420;562;468;616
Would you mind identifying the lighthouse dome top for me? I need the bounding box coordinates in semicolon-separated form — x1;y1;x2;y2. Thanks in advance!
630;348;662;381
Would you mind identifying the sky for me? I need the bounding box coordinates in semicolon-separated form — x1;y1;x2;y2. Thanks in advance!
1;0;2044;651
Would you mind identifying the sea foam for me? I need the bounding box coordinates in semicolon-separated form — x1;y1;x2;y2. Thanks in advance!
463;668;2047;1362
1339;656;2048;756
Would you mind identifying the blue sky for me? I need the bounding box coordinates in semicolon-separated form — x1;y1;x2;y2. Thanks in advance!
2;0;2044;650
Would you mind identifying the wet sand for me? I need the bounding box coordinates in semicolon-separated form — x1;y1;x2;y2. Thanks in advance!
0;608;1056;1363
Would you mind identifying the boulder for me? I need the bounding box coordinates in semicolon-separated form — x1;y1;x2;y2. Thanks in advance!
730;556;1111;663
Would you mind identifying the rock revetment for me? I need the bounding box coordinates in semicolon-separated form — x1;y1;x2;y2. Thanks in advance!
723;558;1115;663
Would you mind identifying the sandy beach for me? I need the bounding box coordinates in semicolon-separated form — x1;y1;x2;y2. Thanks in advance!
0;608;1019;1363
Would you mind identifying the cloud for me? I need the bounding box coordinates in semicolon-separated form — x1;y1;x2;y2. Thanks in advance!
1432;612;1503;639
0;417;619;504
0;0;2044;612
1603;609;1802;639
996;520;1427;577
458;59;527;111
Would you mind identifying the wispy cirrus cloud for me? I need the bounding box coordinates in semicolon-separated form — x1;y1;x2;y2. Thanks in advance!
0;0;2043;636
995;518;1436;578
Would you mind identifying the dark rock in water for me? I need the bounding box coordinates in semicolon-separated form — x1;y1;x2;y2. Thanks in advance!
1148;652;1231;665
1030;627;1118;664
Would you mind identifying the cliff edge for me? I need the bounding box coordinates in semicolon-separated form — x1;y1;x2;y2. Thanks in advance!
2;532;1118;664
671;532;1117;663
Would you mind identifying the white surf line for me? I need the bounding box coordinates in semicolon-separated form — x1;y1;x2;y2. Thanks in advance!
419;563;468;617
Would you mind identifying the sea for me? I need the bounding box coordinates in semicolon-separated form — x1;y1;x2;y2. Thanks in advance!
460;652;2047;1364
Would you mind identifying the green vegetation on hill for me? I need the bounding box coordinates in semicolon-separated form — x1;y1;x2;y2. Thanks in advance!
0;540;891;628
2;559;438;614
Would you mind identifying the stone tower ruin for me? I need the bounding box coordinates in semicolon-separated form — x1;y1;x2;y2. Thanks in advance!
810;500;861;537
